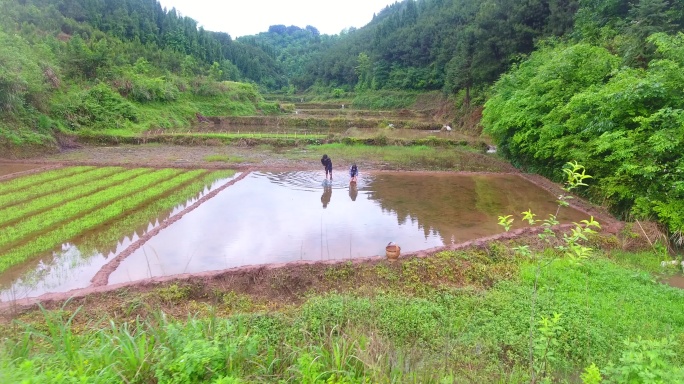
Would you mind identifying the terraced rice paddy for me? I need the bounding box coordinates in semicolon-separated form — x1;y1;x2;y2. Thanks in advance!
0;166;237;299
0;163;591;301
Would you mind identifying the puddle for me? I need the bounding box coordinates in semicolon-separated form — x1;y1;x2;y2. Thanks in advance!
665;275;684;289
108;172;588;284
0;175;238;300
0;163;44;177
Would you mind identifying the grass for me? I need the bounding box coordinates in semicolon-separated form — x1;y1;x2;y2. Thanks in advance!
0;166;94;196
295;143;510;172
203;154;245;163
2;241;682;383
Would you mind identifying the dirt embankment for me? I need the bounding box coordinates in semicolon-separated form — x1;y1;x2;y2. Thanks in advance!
0;223;645;322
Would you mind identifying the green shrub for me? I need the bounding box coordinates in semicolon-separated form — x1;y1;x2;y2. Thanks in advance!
54;82;139;130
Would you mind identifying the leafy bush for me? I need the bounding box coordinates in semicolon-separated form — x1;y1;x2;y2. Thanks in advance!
113;71;179;103
483;34;684;232
54;82;139;130
603;337;684;384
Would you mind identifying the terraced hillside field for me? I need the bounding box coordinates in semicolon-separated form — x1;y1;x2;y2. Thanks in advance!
0;166;235;275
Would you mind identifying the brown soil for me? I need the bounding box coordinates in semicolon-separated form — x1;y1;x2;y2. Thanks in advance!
0;164;61;181
0;144;627;318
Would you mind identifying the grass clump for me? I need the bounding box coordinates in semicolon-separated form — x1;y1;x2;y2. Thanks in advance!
203;154;245;163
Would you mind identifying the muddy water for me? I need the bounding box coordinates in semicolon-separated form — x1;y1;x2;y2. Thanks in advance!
0;175;239;300
209;123;343;134
108;172;588;284
665;275;684;289
0;163;44;176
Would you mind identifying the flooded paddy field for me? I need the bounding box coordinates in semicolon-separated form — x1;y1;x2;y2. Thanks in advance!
0;167;239;300
0;168;590;300
109;171;587;283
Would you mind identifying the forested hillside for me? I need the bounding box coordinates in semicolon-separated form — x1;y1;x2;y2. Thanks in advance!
0;0;285;151
292;0;578;101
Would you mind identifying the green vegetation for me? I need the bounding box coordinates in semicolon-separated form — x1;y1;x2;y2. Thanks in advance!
483;34;684;235
2;1;684;382
1;245;682;383
0;167;122;209
0;0;281;151
73;170;236;255
203;155;244;163
0;167;94;196
0;167;234;273
299;143;503;172
0;167;144;226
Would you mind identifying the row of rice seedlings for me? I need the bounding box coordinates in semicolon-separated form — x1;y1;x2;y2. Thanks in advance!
0;166;94;197
167;132;328;139
0;170;207;273
66;170;236;257
0;169;183;250
0;168;153;226
0;167;126;209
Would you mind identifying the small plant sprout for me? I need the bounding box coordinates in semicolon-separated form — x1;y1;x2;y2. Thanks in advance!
557;217;601;264
512;244;532;258
498;215;514;231
562;161;592;192
522;209;538;225
534;312;563;380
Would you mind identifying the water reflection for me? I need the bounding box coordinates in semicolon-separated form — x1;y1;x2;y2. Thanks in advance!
349;183;358;201
0;175;238;300
109;171;589;284
321;185;332;208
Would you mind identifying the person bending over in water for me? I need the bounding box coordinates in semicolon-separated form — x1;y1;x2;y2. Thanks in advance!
321;154;333;180
349;163;358;183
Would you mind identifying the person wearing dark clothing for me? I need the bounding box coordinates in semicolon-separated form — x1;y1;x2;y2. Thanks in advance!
349;163;358;183
321;154;333;180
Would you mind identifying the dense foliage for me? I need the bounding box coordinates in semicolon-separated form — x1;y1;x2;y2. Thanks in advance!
297;0;580;97
483;31;684;233
0;0;284;148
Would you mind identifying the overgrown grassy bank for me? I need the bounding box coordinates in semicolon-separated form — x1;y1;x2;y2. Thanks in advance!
2;238;683;383
296;143;504;172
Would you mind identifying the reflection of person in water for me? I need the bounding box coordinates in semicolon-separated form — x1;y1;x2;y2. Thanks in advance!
349;183;358;201
321;185;332;208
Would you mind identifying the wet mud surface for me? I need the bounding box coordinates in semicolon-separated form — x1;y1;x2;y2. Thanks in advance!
0;163;60;181
665;275;684;289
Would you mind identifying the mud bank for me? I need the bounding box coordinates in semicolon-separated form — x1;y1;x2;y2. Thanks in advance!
0;222;602;314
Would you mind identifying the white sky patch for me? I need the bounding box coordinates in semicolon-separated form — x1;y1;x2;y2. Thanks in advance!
157;0;397;37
